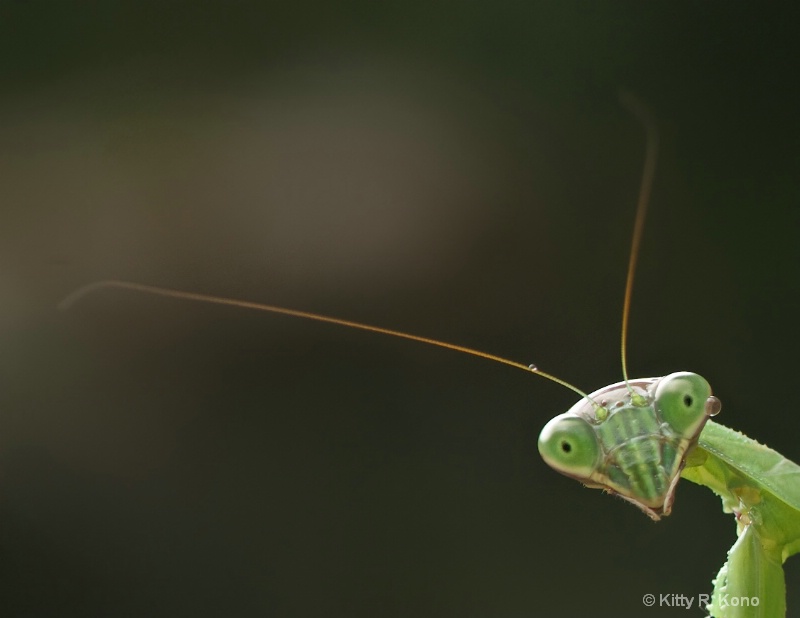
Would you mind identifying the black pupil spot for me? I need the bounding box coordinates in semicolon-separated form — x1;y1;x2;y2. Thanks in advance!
560;441;572;453
683;394;693;407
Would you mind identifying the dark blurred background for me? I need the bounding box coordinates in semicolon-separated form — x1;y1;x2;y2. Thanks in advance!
1;2;798;616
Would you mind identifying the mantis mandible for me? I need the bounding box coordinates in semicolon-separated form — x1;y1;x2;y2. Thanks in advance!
61;98;800;618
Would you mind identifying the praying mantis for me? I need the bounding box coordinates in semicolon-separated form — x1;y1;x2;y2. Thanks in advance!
61;99;800;618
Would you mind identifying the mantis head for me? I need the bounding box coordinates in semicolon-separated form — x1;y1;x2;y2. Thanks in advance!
538;372;721;520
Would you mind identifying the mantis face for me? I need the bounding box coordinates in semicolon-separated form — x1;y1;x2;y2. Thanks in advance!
538;372;721;520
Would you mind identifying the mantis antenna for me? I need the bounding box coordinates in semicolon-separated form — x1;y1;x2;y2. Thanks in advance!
59;279;592;401
618;92;659;399
59;96;657;410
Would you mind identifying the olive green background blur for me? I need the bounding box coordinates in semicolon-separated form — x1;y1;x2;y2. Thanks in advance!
1;2;798;616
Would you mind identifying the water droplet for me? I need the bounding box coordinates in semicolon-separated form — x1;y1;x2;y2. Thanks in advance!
528;363;538;371
705;396;722;417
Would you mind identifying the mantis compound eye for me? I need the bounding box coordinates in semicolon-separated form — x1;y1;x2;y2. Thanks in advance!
654;372;713;438
538;416;601;479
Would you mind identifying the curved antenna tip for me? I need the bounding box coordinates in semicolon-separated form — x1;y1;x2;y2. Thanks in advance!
58;280;118;311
